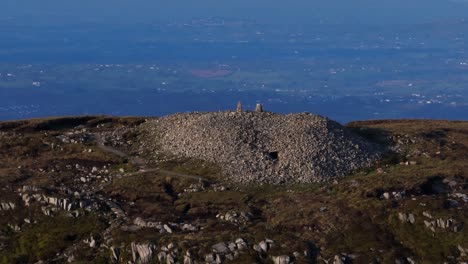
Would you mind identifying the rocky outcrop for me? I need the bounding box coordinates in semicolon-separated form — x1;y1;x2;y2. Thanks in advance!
450;193;468;203
0;202;15;211
458;245;468;257
381;191;406;200
84;236;97;248
398;212;416;224
131;242;156;264
253;239;275;254
132;217;197;233
205;238;248;263
44;196;76;211
157;242;180;264
110;246;120;262
272;255;291;264
423;217;463;232
140;111;382;184
216;211;253;224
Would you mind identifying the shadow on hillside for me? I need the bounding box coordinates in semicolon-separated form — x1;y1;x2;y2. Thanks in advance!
346;122;392;147
0;116;145;132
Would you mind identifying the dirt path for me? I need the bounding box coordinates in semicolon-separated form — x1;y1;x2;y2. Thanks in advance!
94;133;211;182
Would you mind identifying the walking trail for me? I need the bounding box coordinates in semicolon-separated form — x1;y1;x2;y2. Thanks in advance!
94;134;211;182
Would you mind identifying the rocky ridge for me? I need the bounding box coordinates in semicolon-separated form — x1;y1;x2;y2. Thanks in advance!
141;111;383;183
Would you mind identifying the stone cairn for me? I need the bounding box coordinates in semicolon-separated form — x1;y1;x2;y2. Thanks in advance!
141;110;383;184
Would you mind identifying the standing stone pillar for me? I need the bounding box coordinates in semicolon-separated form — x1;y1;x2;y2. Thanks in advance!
255;103;263;112
236;101;242;112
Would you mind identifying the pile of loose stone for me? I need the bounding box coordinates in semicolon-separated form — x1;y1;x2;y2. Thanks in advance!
140;111;383;184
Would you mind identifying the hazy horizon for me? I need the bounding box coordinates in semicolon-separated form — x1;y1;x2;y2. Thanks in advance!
3;0;468;26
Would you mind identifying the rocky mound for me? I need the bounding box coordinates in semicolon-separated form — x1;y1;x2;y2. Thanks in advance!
140;111;383;184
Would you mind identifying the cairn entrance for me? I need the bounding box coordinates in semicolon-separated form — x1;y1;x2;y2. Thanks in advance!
268;151;279;161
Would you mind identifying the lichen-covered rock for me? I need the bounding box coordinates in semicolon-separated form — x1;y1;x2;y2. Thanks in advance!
140;111;382;184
